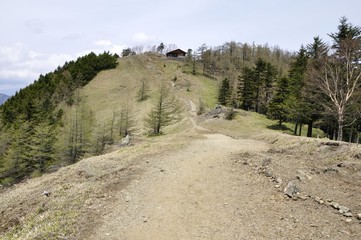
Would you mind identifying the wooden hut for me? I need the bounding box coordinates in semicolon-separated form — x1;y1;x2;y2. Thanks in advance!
166;49;186;59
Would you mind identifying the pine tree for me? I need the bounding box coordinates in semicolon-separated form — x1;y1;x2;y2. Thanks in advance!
30;121;56;173
1;117;32;183
144;83;182;135
218;78;231;105
240;67;256;110
136;78;150;101
63;93;94;164
268;77;289;125
253;58;267;113
259;62;277;114
285;46;309;135
118;104;136;137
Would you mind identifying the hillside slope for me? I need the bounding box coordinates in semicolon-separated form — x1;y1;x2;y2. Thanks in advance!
1;106;361;239
1;54;361;239
78;53;218;131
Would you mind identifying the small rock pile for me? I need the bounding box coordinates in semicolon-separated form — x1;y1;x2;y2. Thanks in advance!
205;105;225;118
239;155;361;224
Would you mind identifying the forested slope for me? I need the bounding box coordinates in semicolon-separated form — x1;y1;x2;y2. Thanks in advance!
0;52;118;184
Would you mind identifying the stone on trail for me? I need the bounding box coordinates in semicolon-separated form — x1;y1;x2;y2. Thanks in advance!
296;170;312;181
262;158;272;167
284;181;299;198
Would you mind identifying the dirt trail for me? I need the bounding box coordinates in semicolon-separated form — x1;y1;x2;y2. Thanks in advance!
2;99;359;239
87;132;270;240
84;104;361;240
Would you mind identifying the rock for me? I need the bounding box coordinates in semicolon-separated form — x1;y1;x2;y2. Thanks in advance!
205;105;225;117
345;218;353;223
323;167;339;174
343;212;353;217
262;158;272;167
298;195;309;201
284;181;299;198
42;191;50;197
321;141;340;146
338;205;350;214
275;184;281;188
314;197;324;204
276;177;283;184
356;213;361;220
296;170;312;181
121;134;130;146
85;199;93;205
330;202;340;209
264;169;273;178
337;162;344;167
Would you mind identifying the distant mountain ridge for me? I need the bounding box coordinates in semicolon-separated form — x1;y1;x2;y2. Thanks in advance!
0;93;10;105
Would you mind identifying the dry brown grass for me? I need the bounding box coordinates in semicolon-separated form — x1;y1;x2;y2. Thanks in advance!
78;53;218;136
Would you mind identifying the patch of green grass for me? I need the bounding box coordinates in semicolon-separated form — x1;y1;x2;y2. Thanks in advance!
279;122;327;138
267;124;293;131
198;77;218;108
202;110;326;140
3;205;80;240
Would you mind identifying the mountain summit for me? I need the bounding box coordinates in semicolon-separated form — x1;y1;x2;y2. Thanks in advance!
0;93;10;105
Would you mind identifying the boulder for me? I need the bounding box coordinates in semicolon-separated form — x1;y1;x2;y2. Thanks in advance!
121;134;130;146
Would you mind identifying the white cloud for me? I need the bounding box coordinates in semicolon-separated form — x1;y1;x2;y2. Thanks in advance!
110;44;126;54
0;69;38;80
77;40;126;56
0;42;28;64
132;32;157;43
94;40;112;47
0;41;126;95
22;53;73;70
0;43;76;94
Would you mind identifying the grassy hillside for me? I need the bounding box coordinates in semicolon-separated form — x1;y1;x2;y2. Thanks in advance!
75;53;219;135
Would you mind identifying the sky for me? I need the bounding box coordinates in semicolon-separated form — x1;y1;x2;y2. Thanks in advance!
0;0;360;96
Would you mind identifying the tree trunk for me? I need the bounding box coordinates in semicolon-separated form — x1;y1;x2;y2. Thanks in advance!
294;123;298;135
298;123;303;136
349;125;354;143
307;121;313;138
255;89;260;113
156;123;161;134
337;115;344;141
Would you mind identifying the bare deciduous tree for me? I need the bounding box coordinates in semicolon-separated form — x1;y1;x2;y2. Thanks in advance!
309;18;361;140
137;78;150;101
